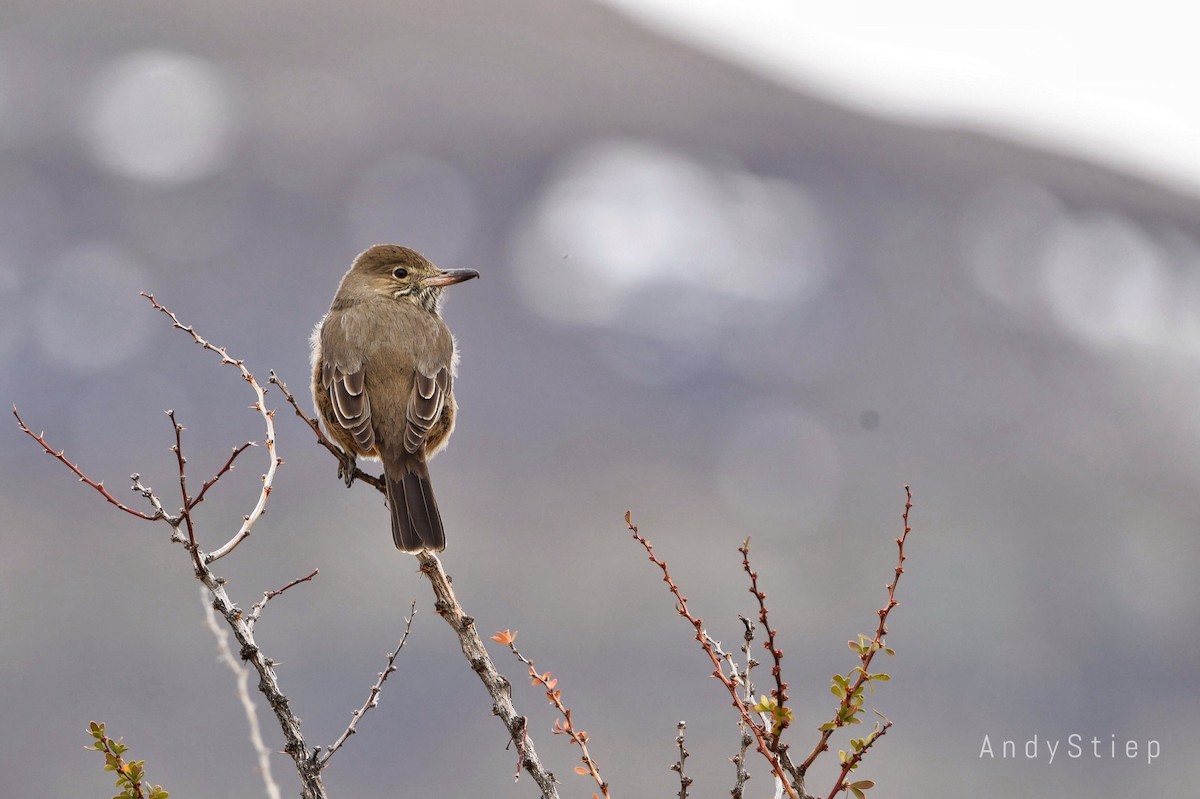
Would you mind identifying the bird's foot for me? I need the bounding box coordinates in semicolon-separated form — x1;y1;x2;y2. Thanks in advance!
337;452;357;487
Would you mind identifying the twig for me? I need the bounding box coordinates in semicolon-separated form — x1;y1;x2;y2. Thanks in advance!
321;601;417;766
201;586;282;799
167;410;203;572
415;552;560;799
493;629;610;799
268;370;385;492
247;569;320;628
672;721;691;799
740;537;788;738
624;512;800;799
799;487;913;779
826;717;892;799
142;293;280;562
12;406;161;521
730;616;756;799
189;441;256;510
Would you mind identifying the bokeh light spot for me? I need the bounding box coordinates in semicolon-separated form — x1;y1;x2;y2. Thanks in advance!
82;50;235;185
1040;212;1170;350
511;138;830;383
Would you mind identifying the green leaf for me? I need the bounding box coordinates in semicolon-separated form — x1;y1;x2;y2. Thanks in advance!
872;673;891;681
849;780;876;789
831;684;844;699
850;788;865;799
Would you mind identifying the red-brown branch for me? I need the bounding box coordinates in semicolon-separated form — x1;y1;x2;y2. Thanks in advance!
494;630;610;799
189;441;256;510
799;487;913;777
13;405;161;521
825;719;892;799
625;513;800;799
267;371;386;493
740;537;788;737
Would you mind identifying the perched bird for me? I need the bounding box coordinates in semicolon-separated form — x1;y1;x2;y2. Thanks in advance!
311;244;478;552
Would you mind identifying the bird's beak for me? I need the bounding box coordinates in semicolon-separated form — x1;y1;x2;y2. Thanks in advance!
422;268;479;287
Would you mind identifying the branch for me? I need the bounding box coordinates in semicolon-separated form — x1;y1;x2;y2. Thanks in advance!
167;410;203;572
624;513;801;799
826;717;892;799
268;370;385;492
493;629;610;798
730;616;756;799
201;587;282;799
740;537;788;738
321;601;417;766
799;487;913;779
189;441;256;510
12;406;161;521
141;293;281;562
415;552;560;798
247;569;320;629
672;721;691;799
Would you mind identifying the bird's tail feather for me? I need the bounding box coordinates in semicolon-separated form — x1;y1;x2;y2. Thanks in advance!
386;465;445;552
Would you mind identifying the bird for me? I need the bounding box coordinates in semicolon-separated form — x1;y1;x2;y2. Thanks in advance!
311;244;478;552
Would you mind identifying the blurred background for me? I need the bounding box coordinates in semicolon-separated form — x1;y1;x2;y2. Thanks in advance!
3;1;1199;797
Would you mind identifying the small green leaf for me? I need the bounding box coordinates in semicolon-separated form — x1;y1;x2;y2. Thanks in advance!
872;673;890;681
849;788;865;799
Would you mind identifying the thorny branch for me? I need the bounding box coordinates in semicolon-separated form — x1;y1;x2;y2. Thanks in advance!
493;629;610;799
672;721;691;799
414;552;561;798
247;569;320;628
624;512;801;799
268;371;385;492
12;406;161;521
201;587;282;799
826;717;892;799
321;601;418;766
740;537;788;739
730;616;756;799
798;487;913;779
142;292;280;563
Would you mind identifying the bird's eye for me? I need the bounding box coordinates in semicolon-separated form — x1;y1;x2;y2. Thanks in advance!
392;267;408;279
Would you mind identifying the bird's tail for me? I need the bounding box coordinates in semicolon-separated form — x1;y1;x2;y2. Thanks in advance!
385;462;446;552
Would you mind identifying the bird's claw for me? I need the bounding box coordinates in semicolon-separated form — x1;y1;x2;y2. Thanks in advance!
337;453;357;487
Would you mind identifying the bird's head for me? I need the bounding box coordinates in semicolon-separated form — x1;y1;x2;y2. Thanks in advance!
349;244;478;314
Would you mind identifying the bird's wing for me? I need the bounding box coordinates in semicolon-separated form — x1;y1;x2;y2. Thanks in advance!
403;366;450;455
322;358;376;452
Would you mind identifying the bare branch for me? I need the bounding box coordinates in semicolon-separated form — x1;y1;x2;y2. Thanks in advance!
201;586;282;799
415;552;560;799
672;721;691;799
493;629;610;798
268;370;385;492
141;293;281;563
247;569;320;628
13;405;161;521
167;410;203;572
189;441;256;510
321;601;417;766
624;512;800;799
740;537;789;739
730;616;756;799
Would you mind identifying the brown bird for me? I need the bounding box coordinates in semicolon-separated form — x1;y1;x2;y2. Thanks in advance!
311;244;478;552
